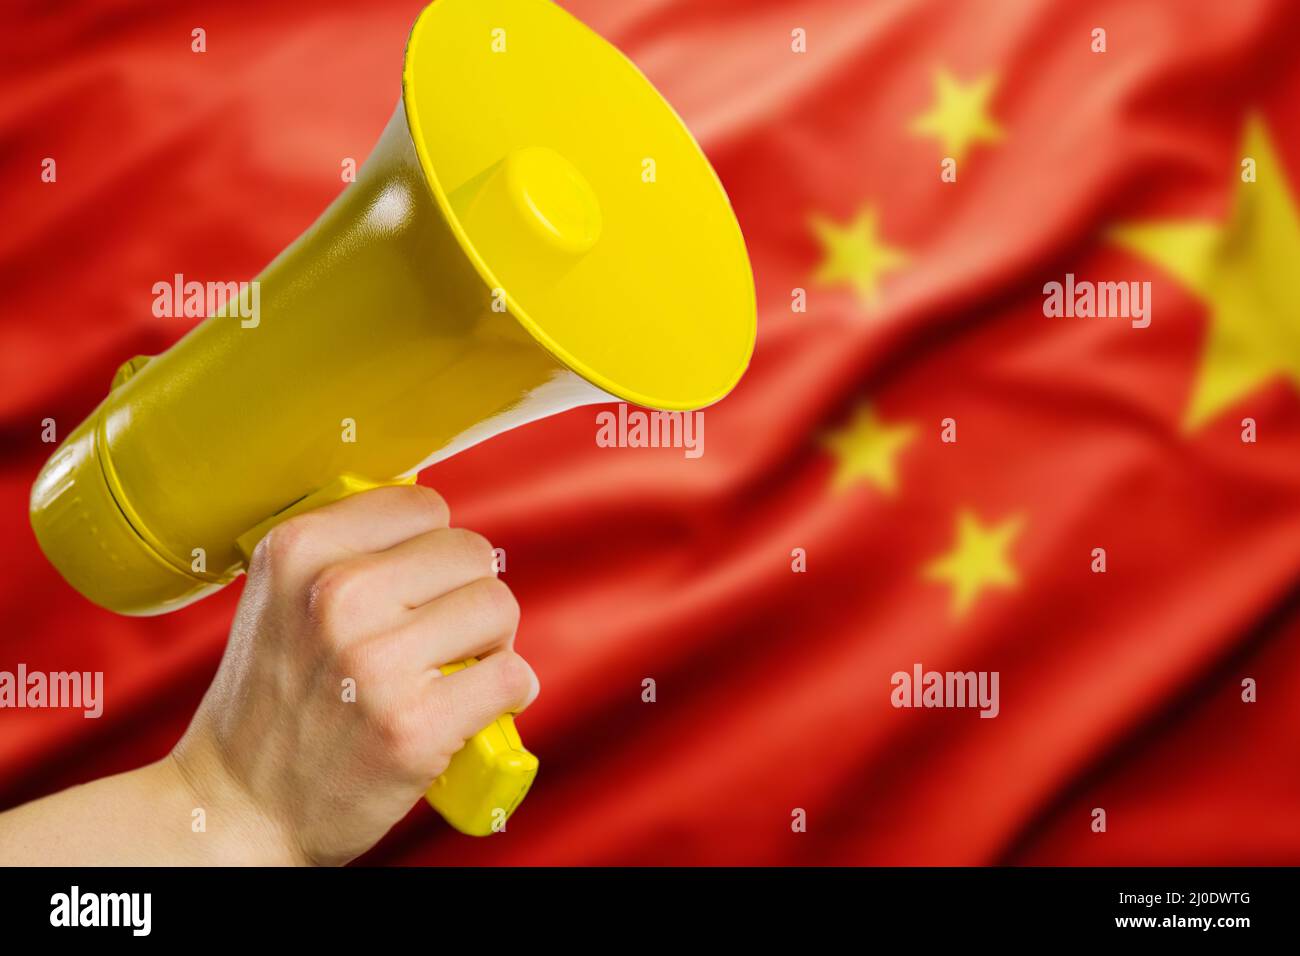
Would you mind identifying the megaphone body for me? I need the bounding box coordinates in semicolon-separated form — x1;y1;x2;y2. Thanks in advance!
29;0;754;836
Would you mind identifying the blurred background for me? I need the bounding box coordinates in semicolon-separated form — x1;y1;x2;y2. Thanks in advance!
2;0;1299;864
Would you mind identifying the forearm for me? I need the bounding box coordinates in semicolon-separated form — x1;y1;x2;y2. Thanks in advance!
0;487;536;866
0;753;302;866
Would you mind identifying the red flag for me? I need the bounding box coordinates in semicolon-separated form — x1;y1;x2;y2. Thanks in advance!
2;0;1299;865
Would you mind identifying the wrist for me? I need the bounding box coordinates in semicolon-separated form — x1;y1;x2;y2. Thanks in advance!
164;739;309;866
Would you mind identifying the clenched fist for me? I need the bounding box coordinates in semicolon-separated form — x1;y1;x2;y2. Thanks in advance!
171;485;539;865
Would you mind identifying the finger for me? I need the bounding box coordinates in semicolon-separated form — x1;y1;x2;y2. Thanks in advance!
305;484;450;555
251;484;451;586
421;651;540;752
379;577;520;671
349;528;499;629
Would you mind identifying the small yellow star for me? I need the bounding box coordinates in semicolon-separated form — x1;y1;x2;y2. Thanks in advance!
810;206;908;306
924;510;1024;618
1111;115;1300;430
909;68;1003;163
823;404;916;494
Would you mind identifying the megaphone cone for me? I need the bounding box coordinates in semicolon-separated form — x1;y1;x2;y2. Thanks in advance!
29;0;755;836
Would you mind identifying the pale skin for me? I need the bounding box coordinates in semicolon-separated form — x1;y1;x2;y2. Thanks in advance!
0;485;539;866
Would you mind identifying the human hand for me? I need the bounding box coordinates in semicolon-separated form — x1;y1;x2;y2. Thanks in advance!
171;485;538;866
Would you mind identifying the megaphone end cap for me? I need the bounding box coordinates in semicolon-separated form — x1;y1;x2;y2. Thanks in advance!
503;146;602;256
29;416;221;616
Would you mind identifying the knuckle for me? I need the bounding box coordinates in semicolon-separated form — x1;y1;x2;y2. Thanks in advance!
474;577;520;629
401;484;449;527
253;515;319;573
492;651;534;703
376;707;431;771
446;528;495;571
305;563;365;638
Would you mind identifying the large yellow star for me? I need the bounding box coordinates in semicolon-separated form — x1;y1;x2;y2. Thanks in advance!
924;510;1024;617
823;404;916;494
909;68;1003;162
810;206;908;306
1111;116;1300;430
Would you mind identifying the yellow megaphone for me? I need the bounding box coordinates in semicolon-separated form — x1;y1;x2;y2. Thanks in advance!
28;0;754;836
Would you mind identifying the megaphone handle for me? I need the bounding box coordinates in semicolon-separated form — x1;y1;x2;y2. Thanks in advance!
235;474;538;836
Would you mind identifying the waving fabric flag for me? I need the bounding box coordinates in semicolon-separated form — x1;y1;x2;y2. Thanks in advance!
2;0;1299;865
